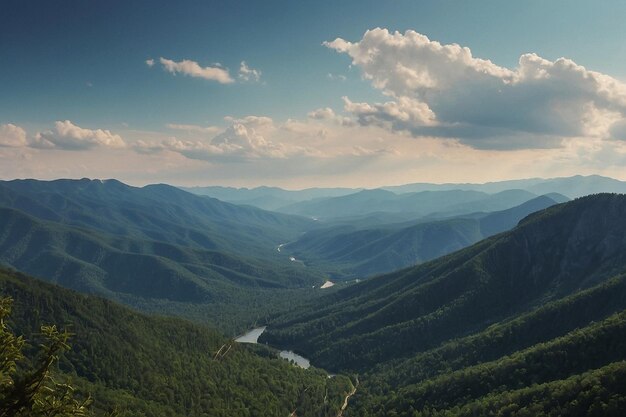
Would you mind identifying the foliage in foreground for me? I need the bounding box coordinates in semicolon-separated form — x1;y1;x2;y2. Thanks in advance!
0;268;353;416
0;296;92;416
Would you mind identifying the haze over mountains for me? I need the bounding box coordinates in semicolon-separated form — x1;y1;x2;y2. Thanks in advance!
182;185;357;211
1;176;625;416
184;175;626;212
284;194;569;277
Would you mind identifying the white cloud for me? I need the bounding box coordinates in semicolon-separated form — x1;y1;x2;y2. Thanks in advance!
307;107;336;120
34;120;126;150
325;28;626;149
223;115;274;128
145;58;155;67
136;116;302;162
307;107;355;127
238;61;262;82
165;123;222;135
7;112;626;188
133;139;166;155
0;124;28;147
158;57;234;84
343;96;436;127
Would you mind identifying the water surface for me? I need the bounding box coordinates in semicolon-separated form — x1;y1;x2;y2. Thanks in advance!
235;326;311;369
235;326;266;343
279;351;310;369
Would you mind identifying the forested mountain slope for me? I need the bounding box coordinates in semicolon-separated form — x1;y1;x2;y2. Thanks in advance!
283;194;566;277
0;207;322;299
265;194;626;369
0;178;313;257
262;194;626;416
0;268;354;417
0;179;328;332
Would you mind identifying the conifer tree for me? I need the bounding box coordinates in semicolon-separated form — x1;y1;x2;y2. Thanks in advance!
0;297;92;417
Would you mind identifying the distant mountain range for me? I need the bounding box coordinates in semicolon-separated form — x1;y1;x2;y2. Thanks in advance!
283;193;569;277
276;188;542;220
263;194;626;415
0;176;621;332
384;174;626;197
181;184;357;210
0;178;327;332
0;178;312;255
182;174;626;211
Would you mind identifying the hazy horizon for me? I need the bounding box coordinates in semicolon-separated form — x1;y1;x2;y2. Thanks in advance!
1;173;624;195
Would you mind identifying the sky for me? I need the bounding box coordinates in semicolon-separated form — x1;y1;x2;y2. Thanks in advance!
1;0;626;188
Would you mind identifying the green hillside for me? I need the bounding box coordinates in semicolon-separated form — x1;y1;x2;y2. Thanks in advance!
0;179;313;257
283;194;565;277
2;181;625;416
0;206;321;298
0;179;330;333
261;194;626;416
0;268;354;416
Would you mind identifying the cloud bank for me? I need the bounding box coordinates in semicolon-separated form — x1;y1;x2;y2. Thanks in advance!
325;28;626;149
0;124;28;147
136;116;304;162
33;121;126;150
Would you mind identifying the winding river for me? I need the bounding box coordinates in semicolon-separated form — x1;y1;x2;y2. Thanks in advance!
235;327;311;369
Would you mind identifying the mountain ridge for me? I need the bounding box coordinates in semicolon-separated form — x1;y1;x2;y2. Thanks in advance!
263;194;626;370
282;193;568;277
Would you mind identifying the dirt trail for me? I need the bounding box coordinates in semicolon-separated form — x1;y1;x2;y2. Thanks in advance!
337;376;359;417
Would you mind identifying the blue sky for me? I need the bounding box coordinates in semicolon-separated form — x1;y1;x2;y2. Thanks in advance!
1;0;626;187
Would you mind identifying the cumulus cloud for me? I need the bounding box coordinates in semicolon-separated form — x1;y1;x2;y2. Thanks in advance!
0;124;28;147
136;116;301;162
33;120;126;150
343;96;436;127
325;28;626;149
145;58;155;67
238;61;262;82
223;115;274;128
165;123;222;135
157;57;234;84
307;107;355;127
133;110;397;164
133;139;166;155
307;107;337;120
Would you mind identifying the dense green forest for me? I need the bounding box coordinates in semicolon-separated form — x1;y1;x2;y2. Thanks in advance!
263;194;626;369
1;180;626;416
0;179;333;333
262;194;626;416
0;268;353;416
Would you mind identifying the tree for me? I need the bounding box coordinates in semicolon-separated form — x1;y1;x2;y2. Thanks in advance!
0;297;93;416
